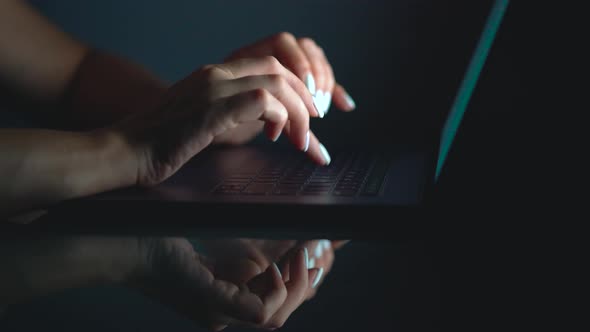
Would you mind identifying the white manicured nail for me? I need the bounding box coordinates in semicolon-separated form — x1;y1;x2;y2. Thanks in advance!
314;91;325;118
314;242;323;258
321;239;331;250
344;92;356;109
272;263;282;278
308;258;315;269
312;268;324;288
305;73;316;95
319;144;331;165
324;92;332;114
272;130;282;142
304;247;309;269
303;130;310;152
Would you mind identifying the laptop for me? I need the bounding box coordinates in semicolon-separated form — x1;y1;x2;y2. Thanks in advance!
46;0;509;230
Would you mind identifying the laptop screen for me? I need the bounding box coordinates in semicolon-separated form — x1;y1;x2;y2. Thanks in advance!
435;0;509;180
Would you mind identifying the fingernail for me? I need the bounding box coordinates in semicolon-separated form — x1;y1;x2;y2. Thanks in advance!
308;258;315;269
303;130;310;152
312;268;324;288
314;241;323;258
272;262;282;278
344;92;356;109
319;143;331;165
321;239;331;250
314;91;325;118
324;92;332;115
272;130;282;142
303;247;309;269
305;73;316;95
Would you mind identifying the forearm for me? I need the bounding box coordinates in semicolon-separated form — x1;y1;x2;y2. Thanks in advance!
58;49;167;130
0;128;136;219
0;0;87;103
0;236;141;308
0;1;167;128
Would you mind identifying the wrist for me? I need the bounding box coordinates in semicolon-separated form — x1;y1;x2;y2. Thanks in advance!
0;236;143;307
67;237;146;285
67;129;139;198
62;49;168;130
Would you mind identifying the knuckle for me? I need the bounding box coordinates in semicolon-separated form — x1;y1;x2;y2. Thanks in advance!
274;31;296;43
251;88;270;105
263;55;282;72
298;103;310;124
201;65;229;81
295;61;311;76
279;108;288;123
298;37;316;47
268;74;284;86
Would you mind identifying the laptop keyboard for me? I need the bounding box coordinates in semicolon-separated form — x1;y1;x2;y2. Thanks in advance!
211;152;389;197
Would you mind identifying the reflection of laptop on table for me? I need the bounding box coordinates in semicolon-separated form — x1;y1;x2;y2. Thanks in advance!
46;0;509;232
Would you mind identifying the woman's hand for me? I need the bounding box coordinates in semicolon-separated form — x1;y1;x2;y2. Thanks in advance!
0;236;323;331
196;238;345;301
214;32;356;145
133;238;322;331
108;56;332;187
227;32;356;117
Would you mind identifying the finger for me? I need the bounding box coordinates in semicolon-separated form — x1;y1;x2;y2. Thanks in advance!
283;124;331;165
265;269;321;329
264;248;310;329
277;246;310;283
220;75;310;149
315;44;336;115
226;32;316;94
222;89;288;145
312;240;328;260
216;56;319;118
306;247;334;300
332;83;356;112
299;240;320;269
248;262;288;314
298;38;332;117
278;256;291;283
297;38;328;93
215;262;287;327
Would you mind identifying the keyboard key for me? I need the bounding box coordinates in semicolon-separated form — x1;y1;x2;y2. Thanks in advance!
244;183;276;195
273;189;299;195
333;189;357;196
300;191;327;195
361;158;389;196
210;151;384;197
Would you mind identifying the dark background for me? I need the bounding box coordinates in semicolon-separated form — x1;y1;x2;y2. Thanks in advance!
24;0;508;146
1;0;577;331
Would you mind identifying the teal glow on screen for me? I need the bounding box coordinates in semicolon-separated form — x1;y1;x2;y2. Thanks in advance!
435;0;509;180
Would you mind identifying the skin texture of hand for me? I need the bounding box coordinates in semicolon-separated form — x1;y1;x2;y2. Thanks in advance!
133;238;323;331
214;32;357;145
197;239;344;301
110;56;332;186
0;236;328;331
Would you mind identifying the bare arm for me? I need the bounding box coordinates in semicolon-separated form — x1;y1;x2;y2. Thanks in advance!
0;236;140;308
0;1;330;219
0;0;163;218
0;0;86;103
0;0;166;127
0;129;136;218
